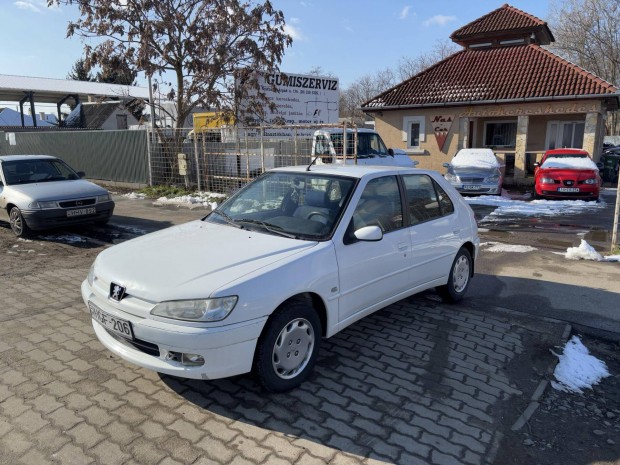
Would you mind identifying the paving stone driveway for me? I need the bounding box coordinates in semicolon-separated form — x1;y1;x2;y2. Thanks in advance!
0;229;567;465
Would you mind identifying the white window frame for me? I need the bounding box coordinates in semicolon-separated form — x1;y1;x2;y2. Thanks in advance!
545;120;586;150
402;116;425;154
483;119;517;148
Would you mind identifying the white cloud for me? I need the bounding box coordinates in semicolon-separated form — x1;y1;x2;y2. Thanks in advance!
284;21;304;41
14;1;42;13
424;14;457;27
399;6;411;20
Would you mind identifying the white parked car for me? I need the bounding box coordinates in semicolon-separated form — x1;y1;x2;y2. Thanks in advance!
0;155;115;237
312;128;418;167
82;165;479;392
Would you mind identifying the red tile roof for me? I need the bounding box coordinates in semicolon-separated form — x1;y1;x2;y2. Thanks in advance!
451;4;553;46
362;44;618;109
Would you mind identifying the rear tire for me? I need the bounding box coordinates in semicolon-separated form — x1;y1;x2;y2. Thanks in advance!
254;300;321;392
9;207;30;238
437;247;472;303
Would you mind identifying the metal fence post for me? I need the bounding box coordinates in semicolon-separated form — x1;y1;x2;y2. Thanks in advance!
146;127;153;186
193;129;201;191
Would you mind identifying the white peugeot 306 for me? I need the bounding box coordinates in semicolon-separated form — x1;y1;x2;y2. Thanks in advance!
82;165;479;392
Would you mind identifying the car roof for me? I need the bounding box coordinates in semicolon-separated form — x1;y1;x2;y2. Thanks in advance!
0;155;58;162
544;148;589;156
272;164;428;179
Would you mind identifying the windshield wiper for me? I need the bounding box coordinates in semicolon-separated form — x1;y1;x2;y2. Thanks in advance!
237;219;298;238
211;210;242;228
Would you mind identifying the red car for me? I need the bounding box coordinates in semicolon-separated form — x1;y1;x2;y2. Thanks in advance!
534;149;601;200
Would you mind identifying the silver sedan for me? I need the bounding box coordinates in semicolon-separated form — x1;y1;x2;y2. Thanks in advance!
0;155;114;237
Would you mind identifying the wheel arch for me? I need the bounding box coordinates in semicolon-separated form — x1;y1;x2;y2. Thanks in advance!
460;241;476;277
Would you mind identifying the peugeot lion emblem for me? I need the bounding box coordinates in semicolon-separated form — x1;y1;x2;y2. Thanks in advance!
110;283;126;302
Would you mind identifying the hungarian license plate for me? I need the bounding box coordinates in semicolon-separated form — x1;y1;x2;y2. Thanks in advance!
463;185;480;190
67;207;96;217
89;302;134;339
558;187;579;193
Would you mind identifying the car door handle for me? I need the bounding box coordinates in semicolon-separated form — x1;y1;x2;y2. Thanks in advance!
398;242;409;251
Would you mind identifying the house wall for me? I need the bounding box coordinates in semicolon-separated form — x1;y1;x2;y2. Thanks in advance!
374;99;606;185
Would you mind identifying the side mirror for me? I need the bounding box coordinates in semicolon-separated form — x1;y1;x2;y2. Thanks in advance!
77;171;86;178
388;148;395;157
354;225;383;242
533;162;540;168
442;162;450;169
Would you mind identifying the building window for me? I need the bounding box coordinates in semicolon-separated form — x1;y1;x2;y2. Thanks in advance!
546;121;585;149
484;121;517;147
116;114;128;130
402;116;425;151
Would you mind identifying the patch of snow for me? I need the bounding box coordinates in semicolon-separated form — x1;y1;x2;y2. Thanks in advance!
115;225;147;235
551;335;610;394
604;254;620;262
482;242;537;253
153;192;227;209
17;238;33;243
123;192;147;200
565;240;604;261
541;156;598;171
451;148;500;168
466;195;605;219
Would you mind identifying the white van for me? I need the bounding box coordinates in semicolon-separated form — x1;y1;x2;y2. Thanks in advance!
312;128;418;167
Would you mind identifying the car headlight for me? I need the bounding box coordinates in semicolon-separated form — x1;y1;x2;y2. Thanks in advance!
28;200;58;209
583;178;597;185
486;175;500;183
151;296;238;322
541;177;555;184
444;173;458;183
96;194;111;202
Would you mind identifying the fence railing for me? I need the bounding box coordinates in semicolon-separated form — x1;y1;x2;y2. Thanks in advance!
146;123;355;195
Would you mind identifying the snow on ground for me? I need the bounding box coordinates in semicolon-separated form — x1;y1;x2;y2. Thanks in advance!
551;335;610;394
41;234;87;243
465;194;605;220
123;191;227;209
481;242;537;253
564;239;620;262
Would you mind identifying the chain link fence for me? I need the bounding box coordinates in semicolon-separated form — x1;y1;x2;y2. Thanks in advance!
146;123;358;195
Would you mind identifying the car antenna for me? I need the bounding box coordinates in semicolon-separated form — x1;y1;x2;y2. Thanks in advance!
306;153;320;171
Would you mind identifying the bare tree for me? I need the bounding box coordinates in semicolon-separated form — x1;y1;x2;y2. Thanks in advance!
48;0;292;130
340;39;460;123
548;0;620;132
397;39;460;81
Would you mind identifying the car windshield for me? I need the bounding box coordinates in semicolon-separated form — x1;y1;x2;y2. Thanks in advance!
2;159;79;185
205;171;357;240
331;132;389;157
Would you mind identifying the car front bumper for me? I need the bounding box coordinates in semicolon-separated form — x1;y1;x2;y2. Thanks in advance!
453;183;501;195
21;200;115;230
81;279;266;380
538;186;599;199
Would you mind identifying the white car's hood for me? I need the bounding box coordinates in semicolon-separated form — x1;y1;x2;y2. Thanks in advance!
10;180;107;200
95;220;317;302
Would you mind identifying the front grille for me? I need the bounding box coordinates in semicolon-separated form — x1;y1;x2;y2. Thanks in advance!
460;177;484;183
106;329;160;357
59;198;96;208
561;180;576;187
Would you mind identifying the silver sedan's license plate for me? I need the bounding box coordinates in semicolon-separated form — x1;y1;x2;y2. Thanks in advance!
463;185;480;190
89;302;134;339
67;207;96;217
558;187;579;192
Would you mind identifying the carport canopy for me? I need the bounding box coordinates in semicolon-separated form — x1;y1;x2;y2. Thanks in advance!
0;74;151;128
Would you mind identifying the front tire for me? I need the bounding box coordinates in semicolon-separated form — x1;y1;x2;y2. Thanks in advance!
437;247;472;303
254;300;321;392
9;207;30;238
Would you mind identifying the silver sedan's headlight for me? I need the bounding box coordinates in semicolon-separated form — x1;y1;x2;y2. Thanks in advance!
96;194;111;202
151;296;238;322
444;173;459;183
28;200;58;209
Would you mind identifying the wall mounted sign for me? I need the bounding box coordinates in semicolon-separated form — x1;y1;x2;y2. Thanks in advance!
431;115;454;152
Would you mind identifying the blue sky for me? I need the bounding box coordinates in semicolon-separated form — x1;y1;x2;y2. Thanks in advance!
2;0;549;91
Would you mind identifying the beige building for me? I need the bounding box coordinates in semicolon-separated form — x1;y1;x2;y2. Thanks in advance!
362;4;619;185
